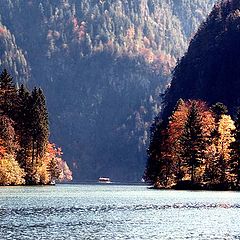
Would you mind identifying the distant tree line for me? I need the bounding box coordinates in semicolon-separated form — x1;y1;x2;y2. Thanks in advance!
0;69;72;185
145;99;240;190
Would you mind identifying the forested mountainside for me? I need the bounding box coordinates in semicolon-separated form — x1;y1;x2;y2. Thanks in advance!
0;23;29;85
145;0;240;189
0;0;216;181
163;0;240;119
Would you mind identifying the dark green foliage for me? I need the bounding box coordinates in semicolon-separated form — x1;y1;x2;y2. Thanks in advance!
163;0;240;119
15;85;32;169
21;87;49;184
0;69;18;118
30;87;49;162
144;118;168;185
211;102;228;120
180;102;205;183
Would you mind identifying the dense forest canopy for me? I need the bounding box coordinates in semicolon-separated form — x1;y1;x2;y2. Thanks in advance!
163;0;240;119
0;0;216;181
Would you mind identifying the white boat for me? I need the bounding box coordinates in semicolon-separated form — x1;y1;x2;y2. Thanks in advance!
98;177;111;183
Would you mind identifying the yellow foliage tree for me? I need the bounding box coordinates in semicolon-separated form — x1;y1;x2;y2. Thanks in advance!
0;154;25;185
217;115;235;183
206;114;235;186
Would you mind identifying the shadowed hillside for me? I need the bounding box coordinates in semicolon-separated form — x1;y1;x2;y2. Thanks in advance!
164;0;240;119
0;0;216;181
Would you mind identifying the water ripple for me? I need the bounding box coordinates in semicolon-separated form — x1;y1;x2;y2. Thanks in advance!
0;202;239;217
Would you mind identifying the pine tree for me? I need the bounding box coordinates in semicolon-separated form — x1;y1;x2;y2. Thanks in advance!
15;85;32;172
15;86;49;185
0;69;18;118
144;117;171;187
211;102;228;121
180;101;206;184
30;87;49;165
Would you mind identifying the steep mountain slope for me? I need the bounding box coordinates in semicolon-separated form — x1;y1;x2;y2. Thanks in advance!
164;0;240;118
0;23;29;85
0;0;216;181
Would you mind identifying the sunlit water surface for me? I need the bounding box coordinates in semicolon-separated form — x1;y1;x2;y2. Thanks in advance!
0;184;240;239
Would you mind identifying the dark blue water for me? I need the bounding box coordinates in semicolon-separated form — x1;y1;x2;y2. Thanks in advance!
0;184;240;239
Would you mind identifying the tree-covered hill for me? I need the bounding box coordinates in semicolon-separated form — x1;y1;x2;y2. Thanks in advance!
0;23;29;85
0;0;216;181
163;0;240;119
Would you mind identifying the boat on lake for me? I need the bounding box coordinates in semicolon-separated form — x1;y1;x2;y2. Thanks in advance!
98;177;111;183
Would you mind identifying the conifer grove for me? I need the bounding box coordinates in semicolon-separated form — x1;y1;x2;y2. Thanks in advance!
0;69;72;185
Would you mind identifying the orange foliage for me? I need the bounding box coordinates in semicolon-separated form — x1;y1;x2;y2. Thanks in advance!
45;143;72;182
0;140;6;156
0;27;6;35
72;18;86;40
126;27;135;40
168;99;188;143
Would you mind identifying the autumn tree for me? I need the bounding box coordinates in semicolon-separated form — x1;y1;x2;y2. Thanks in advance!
0;153;25;185
179;100;210;184
0;115;18;155
215;115;235;186
230;108;240;189
167;99;188;181
211;102;228;121
46;143;62;183
45;143;72;183
205;105;235;188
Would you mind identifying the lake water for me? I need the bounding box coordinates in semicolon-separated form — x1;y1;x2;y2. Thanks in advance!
0;184;240;240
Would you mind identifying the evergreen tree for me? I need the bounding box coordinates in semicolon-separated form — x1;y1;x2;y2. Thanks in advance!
144;117;171;186
15;84;32;172
0;70;71;185
30;87;49;164
211;102;228;121
0;69;18;118
180;101;206;184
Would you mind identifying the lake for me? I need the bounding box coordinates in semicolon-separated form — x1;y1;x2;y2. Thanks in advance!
0;184;240;239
